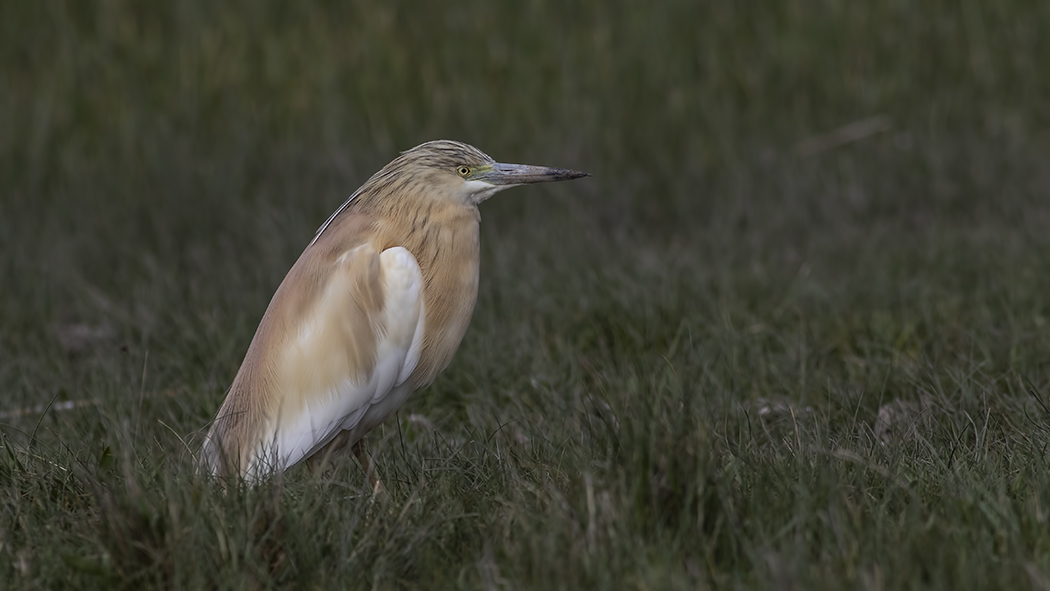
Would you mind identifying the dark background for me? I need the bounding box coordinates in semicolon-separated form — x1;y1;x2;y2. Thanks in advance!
2;1;1049;588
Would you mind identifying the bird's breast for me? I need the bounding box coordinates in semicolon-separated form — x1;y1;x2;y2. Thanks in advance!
385;207;481;387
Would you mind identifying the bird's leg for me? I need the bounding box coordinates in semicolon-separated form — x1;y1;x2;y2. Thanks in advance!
306;433;386;497
352;438;386;497
305;430;353;474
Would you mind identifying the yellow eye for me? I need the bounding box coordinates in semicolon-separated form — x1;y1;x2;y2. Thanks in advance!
457;166;471;177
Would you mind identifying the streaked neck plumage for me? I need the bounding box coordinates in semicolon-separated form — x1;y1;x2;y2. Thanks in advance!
323;181;482;389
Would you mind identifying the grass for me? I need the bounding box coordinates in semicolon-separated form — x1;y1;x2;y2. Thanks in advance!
2;0;1050;588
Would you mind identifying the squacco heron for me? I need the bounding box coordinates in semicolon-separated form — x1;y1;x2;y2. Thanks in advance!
201;140;588;487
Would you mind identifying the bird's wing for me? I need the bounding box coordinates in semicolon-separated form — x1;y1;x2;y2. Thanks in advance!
248;244;425;476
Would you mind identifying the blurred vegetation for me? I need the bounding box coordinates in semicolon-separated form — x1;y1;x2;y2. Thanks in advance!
2;0;1050;589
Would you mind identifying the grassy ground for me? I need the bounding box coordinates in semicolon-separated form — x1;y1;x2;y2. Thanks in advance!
3;0;1050;588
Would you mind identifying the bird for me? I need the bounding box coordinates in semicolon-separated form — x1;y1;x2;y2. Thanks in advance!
201;140;588;488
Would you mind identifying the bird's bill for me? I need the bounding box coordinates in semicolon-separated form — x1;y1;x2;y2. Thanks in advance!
477;162;590;186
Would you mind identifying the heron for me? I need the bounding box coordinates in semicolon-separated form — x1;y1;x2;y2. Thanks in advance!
201;140;589;490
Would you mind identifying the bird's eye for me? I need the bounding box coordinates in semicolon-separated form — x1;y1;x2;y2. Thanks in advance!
457;166;471;177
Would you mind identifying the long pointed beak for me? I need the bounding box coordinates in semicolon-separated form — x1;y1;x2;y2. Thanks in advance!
478;162;590;186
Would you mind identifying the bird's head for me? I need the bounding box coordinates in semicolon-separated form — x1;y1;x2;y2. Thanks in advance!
311;140;589;245
389;140;589;206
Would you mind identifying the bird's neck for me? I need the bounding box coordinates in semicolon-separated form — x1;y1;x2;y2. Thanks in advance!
374;202;482;386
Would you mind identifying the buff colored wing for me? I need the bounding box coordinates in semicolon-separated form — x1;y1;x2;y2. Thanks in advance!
243;245;426;478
